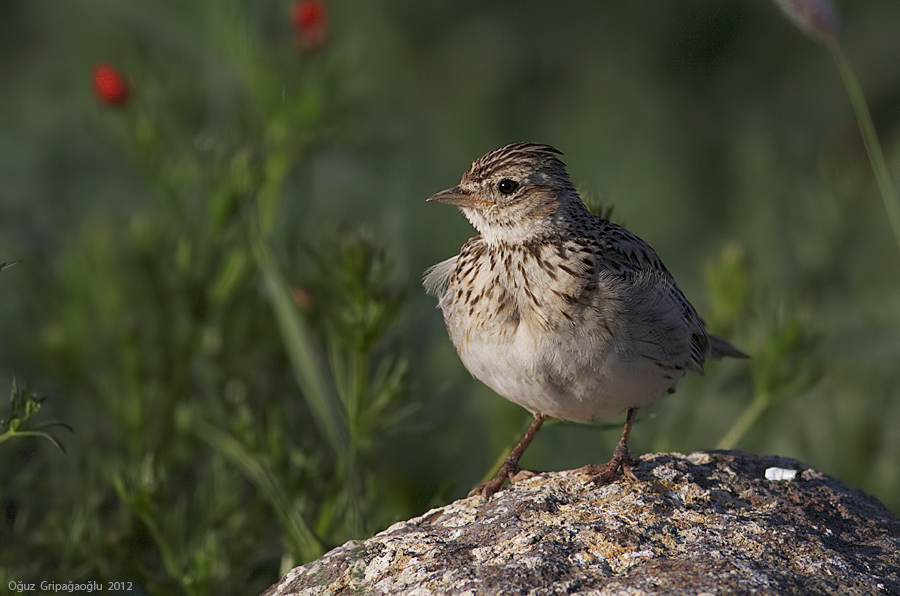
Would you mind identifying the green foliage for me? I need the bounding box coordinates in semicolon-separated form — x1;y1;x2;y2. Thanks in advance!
0;378;71;453
1;1;899;594
1;263;72;454
701;244;822;450
1;2;411;592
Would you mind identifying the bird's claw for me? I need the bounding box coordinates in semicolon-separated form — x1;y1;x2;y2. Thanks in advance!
469;463;537;500
580;451;636;485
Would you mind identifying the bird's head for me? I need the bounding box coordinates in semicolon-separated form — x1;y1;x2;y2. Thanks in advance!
427;143;580;245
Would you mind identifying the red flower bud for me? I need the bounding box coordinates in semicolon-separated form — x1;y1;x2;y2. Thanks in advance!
291;286;315;309
92;64;130;106
290;1;328;52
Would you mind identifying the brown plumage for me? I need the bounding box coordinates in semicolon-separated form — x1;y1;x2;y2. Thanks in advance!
425;143;746;499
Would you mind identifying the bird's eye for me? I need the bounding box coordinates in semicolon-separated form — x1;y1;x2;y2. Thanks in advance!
497;179;518;195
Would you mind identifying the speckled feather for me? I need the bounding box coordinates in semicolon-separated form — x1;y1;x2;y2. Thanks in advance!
425;143;745;423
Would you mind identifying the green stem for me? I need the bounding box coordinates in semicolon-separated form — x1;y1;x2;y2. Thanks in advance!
831;44;900;258
716;393;770;450
113;476;195;596
139;513;194;595
194;421;324;562
0;429;67;454
252;232;348;454
350;351;368;435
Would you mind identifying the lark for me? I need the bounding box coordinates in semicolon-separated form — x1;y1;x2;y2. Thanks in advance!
425;143;746;500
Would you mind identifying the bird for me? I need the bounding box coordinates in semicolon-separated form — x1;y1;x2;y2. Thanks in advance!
424;142;746;500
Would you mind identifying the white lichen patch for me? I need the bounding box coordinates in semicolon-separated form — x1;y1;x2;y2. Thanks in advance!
687;452;713;465
765;467;798;481
363;552;394;583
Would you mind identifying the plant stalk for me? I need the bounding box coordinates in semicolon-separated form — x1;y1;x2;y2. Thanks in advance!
830;44;900;259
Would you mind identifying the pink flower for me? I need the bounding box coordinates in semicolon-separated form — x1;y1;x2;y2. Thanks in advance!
773;0;840;46
290;1;328;52
92;64;130;106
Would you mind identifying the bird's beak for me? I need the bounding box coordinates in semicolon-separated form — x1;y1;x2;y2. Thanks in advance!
426;186;487;209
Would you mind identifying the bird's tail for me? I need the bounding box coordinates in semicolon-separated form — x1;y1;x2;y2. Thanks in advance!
708;333;749;360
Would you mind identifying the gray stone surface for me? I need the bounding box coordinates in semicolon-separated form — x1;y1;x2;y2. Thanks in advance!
263;451;900;595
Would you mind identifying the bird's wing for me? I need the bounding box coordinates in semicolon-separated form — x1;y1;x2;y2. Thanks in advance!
592;222;711;373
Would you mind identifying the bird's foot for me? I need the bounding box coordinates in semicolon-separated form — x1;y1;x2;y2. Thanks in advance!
468;462;537;500
469;412;548;500
580;447;636;486
580;408;639;486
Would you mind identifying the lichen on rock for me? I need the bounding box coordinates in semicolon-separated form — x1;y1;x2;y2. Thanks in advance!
263;451;900;596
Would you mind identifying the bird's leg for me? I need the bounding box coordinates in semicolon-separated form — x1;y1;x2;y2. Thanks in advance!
470;412;547;500
581;408;638;485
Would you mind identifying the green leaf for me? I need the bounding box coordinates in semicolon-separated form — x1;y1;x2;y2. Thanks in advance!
5;429;69;454
0;378;71;453
194;421;323;563
209;247;248;306
252;232;348;454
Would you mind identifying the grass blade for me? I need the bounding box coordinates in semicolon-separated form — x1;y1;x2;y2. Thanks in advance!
194;421;323;563
252;233;348;454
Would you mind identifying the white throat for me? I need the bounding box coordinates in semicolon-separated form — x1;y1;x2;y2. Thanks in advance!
461;207;554;247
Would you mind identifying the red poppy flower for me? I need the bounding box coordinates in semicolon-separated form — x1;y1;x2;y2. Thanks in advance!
92;64;130;106
290;1;328;52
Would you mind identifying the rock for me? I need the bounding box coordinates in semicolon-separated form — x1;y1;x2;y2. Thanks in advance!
263;451;900;596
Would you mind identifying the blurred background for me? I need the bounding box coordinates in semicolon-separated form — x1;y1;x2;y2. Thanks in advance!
1;0;899;594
